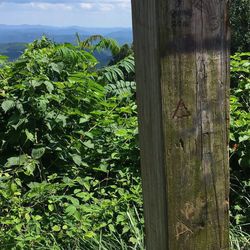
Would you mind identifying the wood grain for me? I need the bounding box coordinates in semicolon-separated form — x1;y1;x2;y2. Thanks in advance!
132;0;230;249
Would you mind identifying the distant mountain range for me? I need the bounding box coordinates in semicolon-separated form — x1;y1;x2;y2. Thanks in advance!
0;24;133;44
0;24;133;61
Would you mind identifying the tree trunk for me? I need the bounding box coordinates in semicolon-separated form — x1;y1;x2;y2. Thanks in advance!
131;0;230;249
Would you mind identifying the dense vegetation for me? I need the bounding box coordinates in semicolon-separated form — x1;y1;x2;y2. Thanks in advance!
0;30;249;250
229;52;250;248
0;37;141;249
230;0;250;53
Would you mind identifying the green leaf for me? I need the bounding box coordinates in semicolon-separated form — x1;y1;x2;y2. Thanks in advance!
74;189;81;194
31;80;42;88
32;147;46;159
25;213;31;222
65;205;77;216
79;115;90;124
50;63;61;74
116;214;125;223
108;224;115;232
44;81;54;93
24;161;37;176
5;155;27;167
85;231;96;238
12;118;27;130
115;129;128;137
48;204;54;212
122;225;130;234
67;197;80;206
25;129;35;142
56;114;67;127
85;132;93;139
239;135;249;143
11;183;18;192
72;154;82;166
15;178;22;187
83;181;90;191
15;224;23;233
34;215;42;221
1;100;15;113
83;140;94;149
52;225;61;232
75;192;86;198
129;237;138;244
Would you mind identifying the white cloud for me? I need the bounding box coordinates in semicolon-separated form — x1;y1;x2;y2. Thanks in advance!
0;0;132;27
79;3;93;10
28;2;73;10
0;0;131;11
98;3;114;12
117;0;130;9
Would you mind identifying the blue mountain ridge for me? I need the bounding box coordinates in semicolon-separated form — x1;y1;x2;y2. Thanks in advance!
0;25;133;62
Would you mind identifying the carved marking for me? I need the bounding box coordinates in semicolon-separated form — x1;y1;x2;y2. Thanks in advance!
181;202;195;220
172;99;191;119
175;0;182;8
171;9;192;27
180;197;207;223
170;0;193;28
193;0;220;31
175;221;193;240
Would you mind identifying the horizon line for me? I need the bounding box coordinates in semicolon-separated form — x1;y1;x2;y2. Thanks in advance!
0;24;133;29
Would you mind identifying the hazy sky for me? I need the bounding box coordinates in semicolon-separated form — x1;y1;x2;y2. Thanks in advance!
0;0;132;27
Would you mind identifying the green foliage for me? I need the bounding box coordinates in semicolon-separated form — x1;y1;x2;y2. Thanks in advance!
230;0;250;53
109;44;134;66
0;37;141;249
230;223;250;250
78;34;121;56
230;52;250;240
0;55;8;65
105;81;136;97
98;54;135;83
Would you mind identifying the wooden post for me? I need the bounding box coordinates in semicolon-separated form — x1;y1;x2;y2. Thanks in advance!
131;0;230;249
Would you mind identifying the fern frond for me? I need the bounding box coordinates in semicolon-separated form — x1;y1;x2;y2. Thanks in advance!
98;55;134;83
105;81;136;96
75;32;81;46
117;54;134;74
93;38;120;55
78;35;121;56
54;45;98;67
79;35;104;50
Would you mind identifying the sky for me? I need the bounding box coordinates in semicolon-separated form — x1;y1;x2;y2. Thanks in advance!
0;0;132;27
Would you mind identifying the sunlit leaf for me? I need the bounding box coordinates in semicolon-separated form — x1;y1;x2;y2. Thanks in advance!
1;100;15;113
32;147;46;159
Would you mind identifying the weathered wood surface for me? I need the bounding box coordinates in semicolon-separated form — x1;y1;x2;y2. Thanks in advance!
132;0;230;249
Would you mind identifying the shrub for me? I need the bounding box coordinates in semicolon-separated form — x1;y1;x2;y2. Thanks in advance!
230;52;250;243
0;37;142;249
